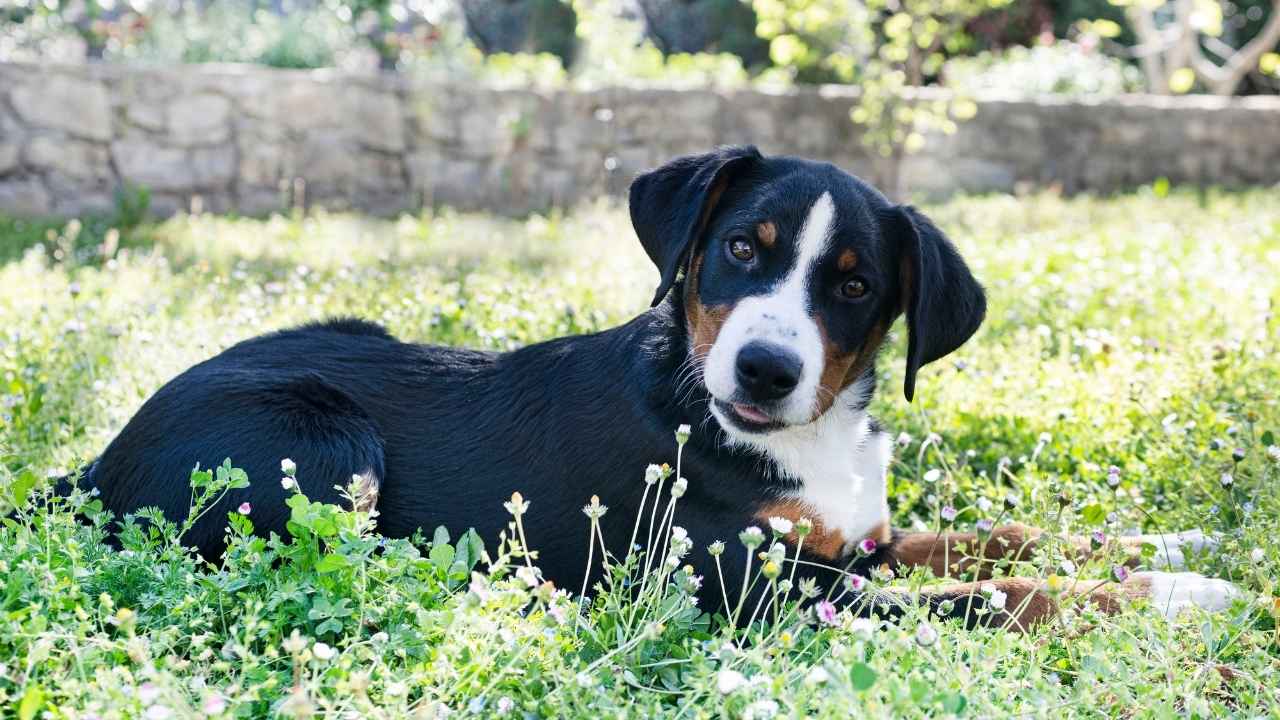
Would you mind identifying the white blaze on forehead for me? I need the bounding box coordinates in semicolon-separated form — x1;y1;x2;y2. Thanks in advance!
703;191;837;427
791;191;836;286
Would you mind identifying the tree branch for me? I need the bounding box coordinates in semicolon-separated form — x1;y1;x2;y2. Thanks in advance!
1207;0;1280;94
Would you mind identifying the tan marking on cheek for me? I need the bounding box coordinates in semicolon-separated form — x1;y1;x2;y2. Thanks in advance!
684;251;732;360
837;249;858;272
812;318;888;417
754;499;848;561
757;221;777;249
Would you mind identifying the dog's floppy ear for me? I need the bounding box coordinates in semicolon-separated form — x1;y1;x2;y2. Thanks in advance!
630;145;762;307
883;205;986;402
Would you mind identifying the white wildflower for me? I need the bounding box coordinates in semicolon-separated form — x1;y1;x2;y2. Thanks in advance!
914;622;939;647
768;516;793;535
311;642;336;661
717;669;747;694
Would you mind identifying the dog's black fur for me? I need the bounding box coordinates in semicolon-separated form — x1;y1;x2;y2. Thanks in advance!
69;146;1006;624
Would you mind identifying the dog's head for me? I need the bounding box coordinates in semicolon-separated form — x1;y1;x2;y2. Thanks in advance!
631;145;985;436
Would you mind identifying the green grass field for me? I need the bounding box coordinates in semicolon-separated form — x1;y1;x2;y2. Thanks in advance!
2;191;1278;718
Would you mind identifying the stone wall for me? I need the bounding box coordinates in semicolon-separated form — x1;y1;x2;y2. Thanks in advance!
1;61;1278;218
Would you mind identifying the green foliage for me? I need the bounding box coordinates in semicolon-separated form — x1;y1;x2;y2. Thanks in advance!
125;5;350;69
753;0;1010;166
944;38;1145;97
2;192;1280;715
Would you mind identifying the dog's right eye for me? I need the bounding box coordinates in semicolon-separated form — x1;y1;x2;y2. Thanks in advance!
727;237;755;263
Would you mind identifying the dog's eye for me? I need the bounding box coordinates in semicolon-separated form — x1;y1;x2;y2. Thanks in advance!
727;238;755;263
840;278;868;300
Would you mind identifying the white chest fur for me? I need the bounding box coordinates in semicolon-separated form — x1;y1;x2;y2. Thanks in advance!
724;380;891;545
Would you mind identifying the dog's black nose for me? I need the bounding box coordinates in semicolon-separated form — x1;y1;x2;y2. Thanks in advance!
735;342;802;402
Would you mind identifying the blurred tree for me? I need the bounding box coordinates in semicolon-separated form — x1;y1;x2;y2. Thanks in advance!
4;0;148;60
635;0;770;68
461;0;579;67
755;0;1008;196
1116;0;1280;94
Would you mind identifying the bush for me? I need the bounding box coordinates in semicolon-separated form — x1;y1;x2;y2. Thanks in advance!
127;5;351;69
944;38;1143;97
637;0;770;69
461;0;578;68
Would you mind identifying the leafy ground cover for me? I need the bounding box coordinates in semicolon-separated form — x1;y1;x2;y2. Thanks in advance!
1;190;1278;718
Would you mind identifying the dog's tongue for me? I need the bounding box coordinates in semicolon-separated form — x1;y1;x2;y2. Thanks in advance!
733;403;772;424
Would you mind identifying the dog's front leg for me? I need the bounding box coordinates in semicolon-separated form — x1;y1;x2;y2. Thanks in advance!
868;571;1240;633
886;523;1219;581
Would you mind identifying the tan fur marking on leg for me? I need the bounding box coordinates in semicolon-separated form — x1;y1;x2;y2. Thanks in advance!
754;499;848;561
904;575;1157;634
889;523;1046;580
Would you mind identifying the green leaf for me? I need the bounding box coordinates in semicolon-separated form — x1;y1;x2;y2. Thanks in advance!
909;676;931;703
430;542;455;572
11;468;37;507
1262;430;1275;446
316;554;350;573
312;516;338;538
189;464;211;490
1081;504;1107;526
1140;542;1158;559
454;528;486;571
849;662;877;691
18;684;44;720
432;525;451;547
941;692;968;714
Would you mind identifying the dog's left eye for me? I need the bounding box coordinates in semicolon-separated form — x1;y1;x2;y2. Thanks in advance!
727;237;756;263
839;278;868;300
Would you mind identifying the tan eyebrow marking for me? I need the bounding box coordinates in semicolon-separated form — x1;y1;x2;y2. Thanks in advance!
837;249;858;272
757;222;777;248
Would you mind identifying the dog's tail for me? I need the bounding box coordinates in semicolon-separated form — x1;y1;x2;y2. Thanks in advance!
53;460;98;499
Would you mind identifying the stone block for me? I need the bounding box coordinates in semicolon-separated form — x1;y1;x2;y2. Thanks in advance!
112;140;190;192
348;87;405;153
169;93;232;146
0;142;19;176
24;135;113;181
11;73;112;141
0;177;52;215
189;146;237;188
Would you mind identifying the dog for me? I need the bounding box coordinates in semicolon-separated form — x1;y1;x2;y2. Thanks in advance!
71;146;1238;629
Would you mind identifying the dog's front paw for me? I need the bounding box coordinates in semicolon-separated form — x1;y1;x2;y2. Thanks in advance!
1131;529;1219;570
1132;571;1241;618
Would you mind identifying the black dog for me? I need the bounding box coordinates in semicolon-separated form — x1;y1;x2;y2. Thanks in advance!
74;146;1235;628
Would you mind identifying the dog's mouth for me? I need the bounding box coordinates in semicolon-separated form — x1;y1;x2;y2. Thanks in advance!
714;399;786;433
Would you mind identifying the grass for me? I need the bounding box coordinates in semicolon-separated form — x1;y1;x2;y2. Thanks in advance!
1;190;1279;718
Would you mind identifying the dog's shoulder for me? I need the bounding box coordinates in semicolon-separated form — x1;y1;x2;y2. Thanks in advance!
215;318;402;360
288;317;398;341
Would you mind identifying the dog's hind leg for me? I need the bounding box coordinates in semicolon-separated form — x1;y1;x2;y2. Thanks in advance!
90;370;386;560
867;572;1241;633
